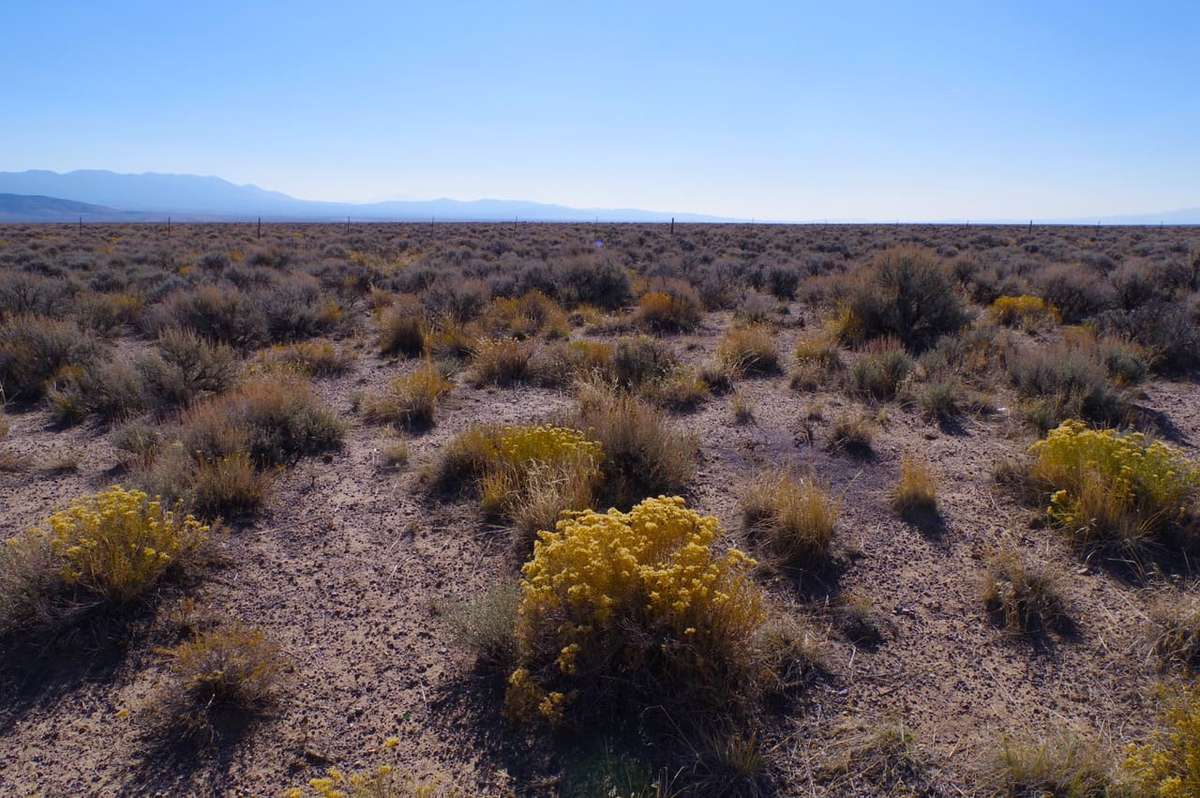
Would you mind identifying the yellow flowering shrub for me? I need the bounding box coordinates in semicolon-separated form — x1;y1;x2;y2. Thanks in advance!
1125;684;1200;798
507;496;766;723
37;485;208;602
1029;421;1198;547
989;295;1061;328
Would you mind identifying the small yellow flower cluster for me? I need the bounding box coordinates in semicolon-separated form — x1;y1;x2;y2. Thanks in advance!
506;496;765;723
989;295;1060;327
36;485;208;602
1124;683;1200;798
283;737;445;798
1030;420;1198;543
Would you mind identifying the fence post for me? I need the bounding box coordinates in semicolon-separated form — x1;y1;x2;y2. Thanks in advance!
257;217;262;238
670;217;675;235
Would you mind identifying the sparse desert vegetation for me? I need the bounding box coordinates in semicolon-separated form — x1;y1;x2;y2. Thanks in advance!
2;221;1200;795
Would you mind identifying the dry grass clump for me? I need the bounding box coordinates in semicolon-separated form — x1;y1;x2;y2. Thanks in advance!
716;325;780;376
790;333;844;390
535;339;616;385
446;580;521;669
257;339;352;377
0;314;103;401
468;338;535;386
635;282;704;333
480;290;569;340
821;718;928;794
1;486;208;633
1148;592;1200;671
836;246;967;351
506;497;766;725
984;732;1122;797
75;290;145;335
379;439;410;470
891;454;939;518
980;545;1071;636
741;469;838;565
613;335;676;388
989;295;1061;329
376;298;426;357
1028;420;1198;551
827;412;875;456
363;362;453;430
573;382;697;509
431;424;603;547
142;375;341;517
731;390;756;425
848;338;913;400
151;623;284;739
641;368;711;412
1125;683;1200;796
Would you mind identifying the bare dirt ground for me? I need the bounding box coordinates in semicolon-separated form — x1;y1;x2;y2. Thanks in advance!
2;222;1199;796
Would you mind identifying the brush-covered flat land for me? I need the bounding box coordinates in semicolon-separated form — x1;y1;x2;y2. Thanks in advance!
2;222;1200;797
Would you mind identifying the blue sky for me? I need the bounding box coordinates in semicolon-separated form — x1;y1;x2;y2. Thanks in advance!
3;1;1197;221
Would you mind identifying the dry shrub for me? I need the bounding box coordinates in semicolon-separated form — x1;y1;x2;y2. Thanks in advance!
980;545;1071;636
0;314;102;401
139;327;239;410
47;358;146;425
717;325;780;376
186;374;343;467
613;335;676;388
791;333;843;390
636;281;704;333
534;339;615;386
985;732;1120;797
379;440;410;470
573;382;697;509
507;497;766;724
1028;420;1198;550
0;531;64;635
642;368;711;412
741;469;838;565
363;362;453;429
75;290;145;335
480;290;569;340
848;338;913;400
1148;592;1200;671
892;455;938;518
258;339;352;377
189;453;271;518
468;338;534;386
837;247;967;351
446;580;521;669
1008;342;1129;432
284;739;448;798
158;284;268;348
153;624;284;739
377;297;426;357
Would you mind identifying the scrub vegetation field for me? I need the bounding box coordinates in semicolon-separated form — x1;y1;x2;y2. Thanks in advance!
3;220;1200;797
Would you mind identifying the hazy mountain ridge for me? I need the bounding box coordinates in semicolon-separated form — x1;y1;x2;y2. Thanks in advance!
0;170;1195;224
0;170;733;222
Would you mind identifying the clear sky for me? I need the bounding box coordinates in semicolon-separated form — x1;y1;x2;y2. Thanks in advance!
3;1;1197;221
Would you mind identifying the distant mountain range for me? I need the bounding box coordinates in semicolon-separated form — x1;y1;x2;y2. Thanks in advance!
0;169;1196;225
0;170;733;223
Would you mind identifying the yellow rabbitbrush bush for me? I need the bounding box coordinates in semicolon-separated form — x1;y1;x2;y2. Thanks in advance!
1030;420;1198;549
507;496;766;724
1125;683;1200;798
989;295;1061;328
38;485;207;603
